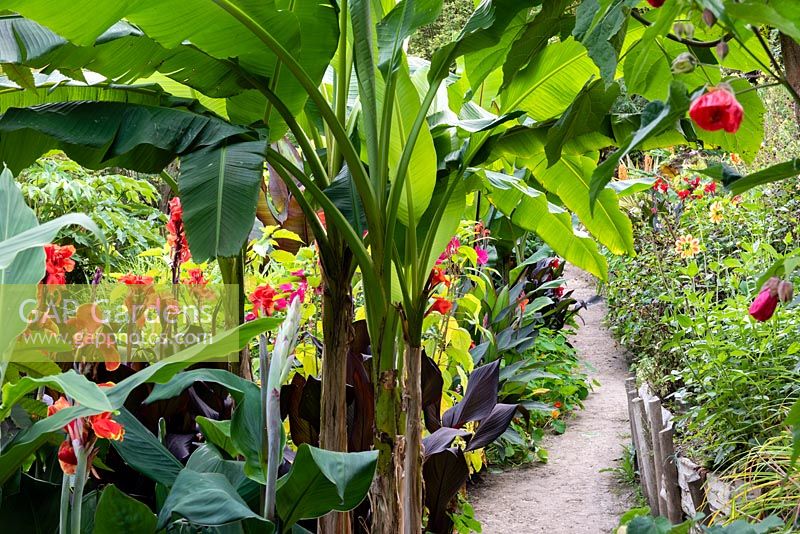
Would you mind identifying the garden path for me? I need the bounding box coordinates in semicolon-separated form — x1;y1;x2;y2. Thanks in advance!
471;266;635;533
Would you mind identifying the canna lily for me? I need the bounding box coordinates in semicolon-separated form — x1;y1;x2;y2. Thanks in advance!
689;86;744;133
428;267;451;289
426;297;453;316
89;412;125;441
166;197;191;264
44;243;76;285
704;181;717;194
677;189;691;200
249;284;278;317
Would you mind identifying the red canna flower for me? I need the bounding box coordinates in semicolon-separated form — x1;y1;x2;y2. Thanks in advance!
518;297;529;313
119;273;154;285
550;257;561;269
426;297;453;316
184;268;207;286
689;87;744;133
57;440;78;475
44;244;76;285
554;401;563;409
554;286;565;298
704;181;717;194
677;189;691;200
89;412;125;441
249;284;278;317
428;267;451;289
652;178;669;193
166;197;191;264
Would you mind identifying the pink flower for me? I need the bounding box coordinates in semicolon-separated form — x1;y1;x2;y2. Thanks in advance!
291;269;306;279
749;289;778;322
279;283;293;292
244;312;257;322
437;236;461;264
475;246;488;265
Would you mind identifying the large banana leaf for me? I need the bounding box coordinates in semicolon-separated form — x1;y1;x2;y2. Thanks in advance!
180;141;266;261
499;38;598;120
0;1;338;139
0;101;249;173
483;170;608;279
528;154;634;256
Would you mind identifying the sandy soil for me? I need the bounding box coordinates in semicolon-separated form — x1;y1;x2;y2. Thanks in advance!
470;267;635;533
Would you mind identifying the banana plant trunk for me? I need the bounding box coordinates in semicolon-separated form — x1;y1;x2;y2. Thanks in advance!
318;268;354;534
370;312;402;534
402;344;423;534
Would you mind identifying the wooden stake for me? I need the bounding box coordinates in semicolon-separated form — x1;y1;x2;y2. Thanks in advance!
659;424;683;524
647;397;665;517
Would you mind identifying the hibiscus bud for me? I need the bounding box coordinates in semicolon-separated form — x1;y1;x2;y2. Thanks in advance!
716;41;729;61
702;9;716;27
672;52;698;74
749;289;779;321
778;280;794;303
673;22;694;39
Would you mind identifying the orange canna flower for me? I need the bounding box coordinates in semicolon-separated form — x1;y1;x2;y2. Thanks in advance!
90;412;125;441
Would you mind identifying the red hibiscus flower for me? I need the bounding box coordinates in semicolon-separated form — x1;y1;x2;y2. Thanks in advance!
426;297;453;316
689;87;744;133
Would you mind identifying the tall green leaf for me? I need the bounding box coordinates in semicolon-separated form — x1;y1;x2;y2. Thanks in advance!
180;141;266;261
110;408;184;488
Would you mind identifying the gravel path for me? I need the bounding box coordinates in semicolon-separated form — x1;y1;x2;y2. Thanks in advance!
470;267;635;533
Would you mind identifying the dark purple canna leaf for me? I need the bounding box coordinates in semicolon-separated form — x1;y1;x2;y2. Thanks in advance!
347;350;374;452
422;427;471;458
423;448;469;534
165;433;195;463
466;403;520;451
421;352;444;433
441;360;500;428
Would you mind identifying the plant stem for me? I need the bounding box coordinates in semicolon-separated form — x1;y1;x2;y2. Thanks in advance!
70;443;89;534
59;471;70;534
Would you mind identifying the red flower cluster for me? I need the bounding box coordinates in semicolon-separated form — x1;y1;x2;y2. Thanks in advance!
167;197;191;264
652;178;669;193
44;244;76;285
426;297;453;316
689;87;744;133
249;284;288;317
119;273;154;285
